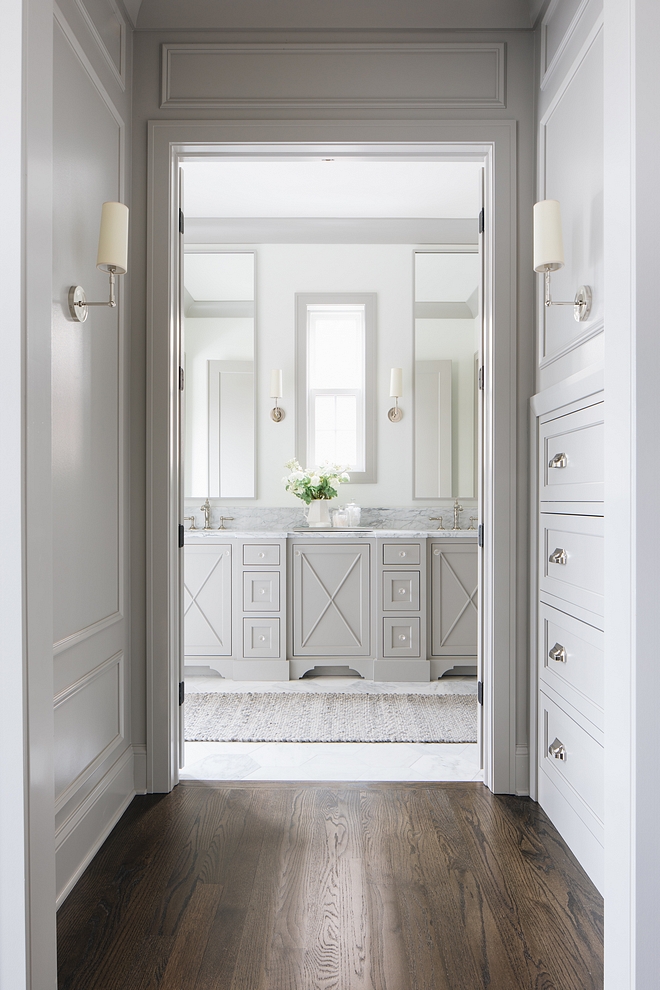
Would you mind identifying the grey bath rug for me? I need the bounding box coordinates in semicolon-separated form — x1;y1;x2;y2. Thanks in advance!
184;691;477;744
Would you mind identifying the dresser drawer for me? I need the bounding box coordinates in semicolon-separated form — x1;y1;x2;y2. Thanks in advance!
540;690;603;826
243;571;280;611
382;571;420;611
383;617;421;657
540;401;603;503
539;513;603;617
539;603;603;730
243;543;280;566
383;543;421;565
243;617;280;658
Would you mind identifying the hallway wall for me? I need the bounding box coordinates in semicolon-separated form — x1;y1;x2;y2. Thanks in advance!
51;0;135;905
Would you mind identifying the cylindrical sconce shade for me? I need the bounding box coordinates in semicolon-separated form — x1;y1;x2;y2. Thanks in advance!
96;202;129;274
390;368;403;398
270;369;283;398
533;200;564;273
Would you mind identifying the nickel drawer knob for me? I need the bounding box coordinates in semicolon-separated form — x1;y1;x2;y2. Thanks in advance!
549;642;567;663
399;634;407;641
549;547;567;565
548;452;568;469
259;552;265;558
548;738;567;761
399;551;406;557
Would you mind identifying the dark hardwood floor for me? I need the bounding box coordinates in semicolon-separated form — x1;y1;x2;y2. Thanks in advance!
57;781;603;990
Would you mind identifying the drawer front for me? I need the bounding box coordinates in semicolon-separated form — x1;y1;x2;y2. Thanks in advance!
383;543;421;565
383;617;421;658
382;571;421;611
539;513;603;616
243;543;280;566
243;617;280;658
540;691;604;825
540;401;604;503
539;603;603;728
243;571;280;611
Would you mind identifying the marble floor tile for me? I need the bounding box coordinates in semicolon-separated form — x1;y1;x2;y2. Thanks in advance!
179;753;260;780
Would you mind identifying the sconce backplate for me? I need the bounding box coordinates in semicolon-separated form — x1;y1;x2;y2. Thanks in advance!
270;407;285;422
68;285;88;323
574;285;592;322
387;406;403;423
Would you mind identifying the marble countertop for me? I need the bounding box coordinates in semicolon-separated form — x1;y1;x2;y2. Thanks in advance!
185;528;478;542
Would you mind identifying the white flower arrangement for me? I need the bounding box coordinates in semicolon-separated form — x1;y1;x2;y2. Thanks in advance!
282;459;350;504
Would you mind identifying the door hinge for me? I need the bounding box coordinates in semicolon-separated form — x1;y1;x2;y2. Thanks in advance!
478;523;484;548
179;681;185;706
477;680;483;705
478;208;484;234
179;208;184;235
179;366;184;390
478;366;484;390
178;523;184;548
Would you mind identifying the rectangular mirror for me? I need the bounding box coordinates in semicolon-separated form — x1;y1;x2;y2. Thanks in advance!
183;250;255;498
414;251;480;499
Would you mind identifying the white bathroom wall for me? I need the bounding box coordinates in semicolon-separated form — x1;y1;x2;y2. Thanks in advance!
51;0;134;905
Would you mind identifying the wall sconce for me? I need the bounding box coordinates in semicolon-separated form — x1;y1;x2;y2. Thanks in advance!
68;202;129;322
270;369;284;422
388;368;403;422
533;199;592;322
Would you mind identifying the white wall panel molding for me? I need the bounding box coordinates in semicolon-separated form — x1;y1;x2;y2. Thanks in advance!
160;43;506;111
540;0;594;90
53;650;125;808
73;0;127;89
54;609;123;655
537;15;603;369
55;745;134;905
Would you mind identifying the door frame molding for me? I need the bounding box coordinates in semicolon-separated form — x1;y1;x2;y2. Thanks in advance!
145;118;519;794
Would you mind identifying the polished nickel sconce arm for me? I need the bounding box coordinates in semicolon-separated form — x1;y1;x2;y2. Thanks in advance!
68;269;119;323
543;270;592;322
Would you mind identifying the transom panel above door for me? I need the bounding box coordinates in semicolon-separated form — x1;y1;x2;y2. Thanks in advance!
292;543;371;656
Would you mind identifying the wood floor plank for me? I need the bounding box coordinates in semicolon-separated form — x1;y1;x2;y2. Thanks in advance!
57;781;604;990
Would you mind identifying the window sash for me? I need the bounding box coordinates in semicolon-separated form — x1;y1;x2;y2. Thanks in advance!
308;388;365;472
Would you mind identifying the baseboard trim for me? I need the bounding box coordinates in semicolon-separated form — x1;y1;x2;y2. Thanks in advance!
55;746;135;906
133;743;147;794
515;744;530;796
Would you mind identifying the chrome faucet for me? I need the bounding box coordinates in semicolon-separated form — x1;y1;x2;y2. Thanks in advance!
200;499;212;530
184;515;197;530
453;498;463;530
428;515;445;530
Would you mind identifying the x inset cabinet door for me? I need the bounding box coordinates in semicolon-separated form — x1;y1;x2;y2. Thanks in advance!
292;543;370;656
430;543;478;656
184;545;232;656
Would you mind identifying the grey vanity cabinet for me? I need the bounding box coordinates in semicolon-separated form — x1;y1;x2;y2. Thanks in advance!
430;542;478;658
183;544;232;657
291;543;371;657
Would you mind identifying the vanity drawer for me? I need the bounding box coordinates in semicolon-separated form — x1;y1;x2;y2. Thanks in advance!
540;401;604;503
243;543;280;566
243;571;280;611
539;603;603;729
540;690;604;827
383;617;421;658
382;571;421;611
383;543;421;565
539;513;603;617
243;617;280;658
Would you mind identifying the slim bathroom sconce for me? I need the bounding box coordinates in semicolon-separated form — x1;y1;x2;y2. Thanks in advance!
533;199;592;322
68;202;129;323
388;368;403;422
270;369;285;422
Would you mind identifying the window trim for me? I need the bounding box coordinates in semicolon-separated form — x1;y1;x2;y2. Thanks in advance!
295;292;376;484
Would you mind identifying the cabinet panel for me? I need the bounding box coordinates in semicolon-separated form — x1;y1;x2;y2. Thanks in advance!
184;545;232;656
243;543;280;565
243;618;280;658
292;543;370;656
539;602;603;730
383;618;421;658
539;513;603;617
383;543;421;565
430;543;478;656
243;571;280;612
540;401;604;503
540;690;604;827
382;571;420;611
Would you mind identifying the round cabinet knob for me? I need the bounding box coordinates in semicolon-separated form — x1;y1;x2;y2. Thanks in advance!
433;549;440;556
295;551;301;556
260;589;266;594
399;551;406;557
399;588;406;595
225;551;230;556
399;634;407;642
258;552;265;558
259;636;266;642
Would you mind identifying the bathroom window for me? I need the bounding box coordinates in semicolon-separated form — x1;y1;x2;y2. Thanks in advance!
296;293;376;483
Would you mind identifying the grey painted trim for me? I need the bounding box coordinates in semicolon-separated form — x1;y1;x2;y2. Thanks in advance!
160;43;506;111
73;0;127;90
295;291;376;484
184;217;479;245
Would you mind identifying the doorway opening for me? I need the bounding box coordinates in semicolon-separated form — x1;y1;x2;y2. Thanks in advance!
176;156;484;782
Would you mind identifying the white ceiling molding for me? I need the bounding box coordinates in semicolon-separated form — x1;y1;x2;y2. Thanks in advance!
122;0;142;28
